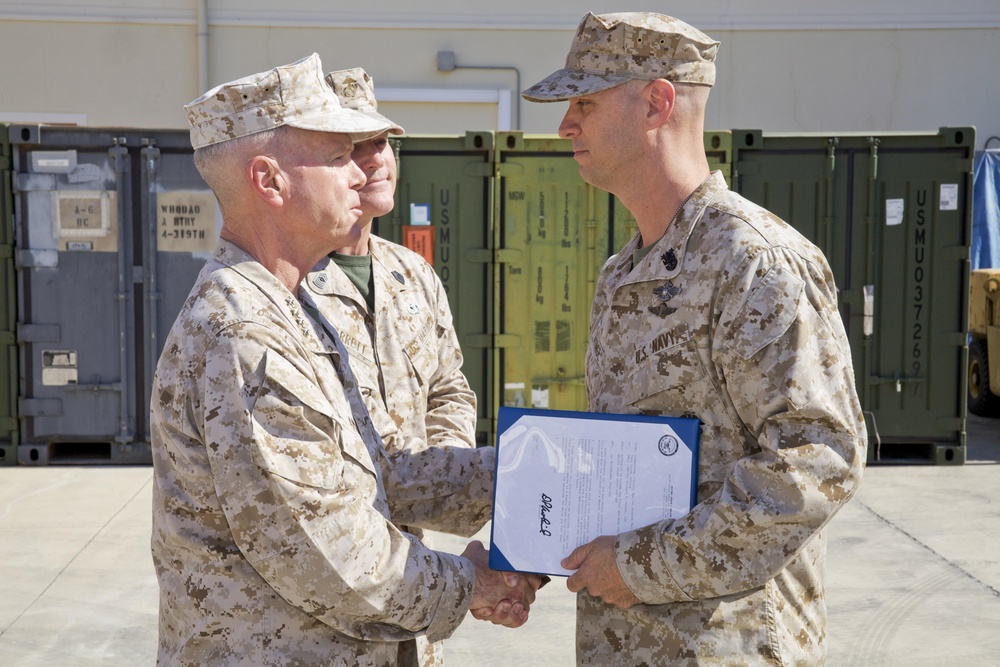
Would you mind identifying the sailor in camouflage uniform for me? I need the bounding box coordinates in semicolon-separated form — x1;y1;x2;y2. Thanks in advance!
524;13;867;665
151;53;535;667
304;67;497;666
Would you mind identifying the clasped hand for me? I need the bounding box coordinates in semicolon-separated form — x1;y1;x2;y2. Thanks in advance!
462;540;545;628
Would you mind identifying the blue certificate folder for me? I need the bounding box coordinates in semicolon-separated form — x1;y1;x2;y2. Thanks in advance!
489;407;700;577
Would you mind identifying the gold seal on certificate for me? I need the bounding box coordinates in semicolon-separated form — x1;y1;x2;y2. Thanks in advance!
489;407;700;576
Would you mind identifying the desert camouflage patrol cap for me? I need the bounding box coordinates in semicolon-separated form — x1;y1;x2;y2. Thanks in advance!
185;53;392;149
522;12;720;103
325;67;405;136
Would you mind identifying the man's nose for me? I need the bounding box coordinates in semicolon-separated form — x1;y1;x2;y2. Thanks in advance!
348;160;367;189
558;109;578;139
353;143;384;171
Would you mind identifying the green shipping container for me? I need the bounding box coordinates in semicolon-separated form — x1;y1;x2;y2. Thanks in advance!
734;128;974;465
376;132;496;447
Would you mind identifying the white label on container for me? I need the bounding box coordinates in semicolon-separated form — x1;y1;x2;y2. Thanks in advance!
42;350;78;386
940;184;958;211
156;191;219;253
410;203;431;225
885;198;904;226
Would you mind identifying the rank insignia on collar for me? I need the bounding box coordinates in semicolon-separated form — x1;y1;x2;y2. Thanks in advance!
661;248;678;271
653;280;681;302
391;270;406;285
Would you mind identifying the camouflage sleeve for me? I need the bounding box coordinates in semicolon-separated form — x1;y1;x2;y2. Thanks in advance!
615;248;866;603
384;441;495;537
204;321;475;642
423;269;479;450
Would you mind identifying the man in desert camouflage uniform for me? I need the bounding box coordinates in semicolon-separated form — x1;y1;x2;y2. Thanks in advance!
523;12;867;665
150;53;535;666
304;67;496;666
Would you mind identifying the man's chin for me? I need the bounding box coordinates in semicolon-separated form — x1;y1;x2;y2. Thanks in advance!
359;196;395;219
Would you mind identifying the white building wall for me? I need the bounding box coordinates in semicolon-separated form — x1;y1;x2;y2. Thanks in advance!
0;1;998;146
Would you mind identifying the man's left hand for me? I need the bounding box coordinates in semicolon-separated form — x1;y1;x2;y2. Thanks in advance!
562;535;641;609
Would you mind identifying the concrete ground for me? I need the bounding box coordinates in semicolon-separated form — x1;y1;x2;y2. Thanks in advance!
1;415;998;666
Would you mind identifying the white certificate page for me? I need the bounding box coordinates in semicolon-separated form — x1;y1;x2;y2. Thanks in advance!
490;407;699;577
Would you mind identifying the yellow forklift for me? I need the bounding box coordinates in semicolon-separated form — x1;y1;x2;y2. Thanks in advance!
968;269;1000;417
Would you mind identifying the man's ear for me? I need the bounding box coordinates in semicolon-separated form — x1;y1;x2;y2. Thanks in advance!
248;155;284;208
644;79;675;128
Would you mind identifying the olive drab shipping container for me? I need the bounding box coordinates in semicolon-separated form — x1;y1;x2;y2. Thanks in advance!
734;128;975;464
8;125;215;464
495;131;732;438
375;132;496;447
0;126;17;465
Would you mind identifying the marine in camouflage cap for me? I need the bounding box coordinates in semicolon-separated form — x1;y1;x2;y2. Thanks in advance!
522;11;720;103
185;53;391;149
326;67;405;136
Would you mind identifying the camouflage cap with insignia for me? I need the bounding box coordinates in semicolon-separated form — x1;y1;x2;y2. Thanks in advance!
522;12;720;103
185;53;393;149
325;67;405;136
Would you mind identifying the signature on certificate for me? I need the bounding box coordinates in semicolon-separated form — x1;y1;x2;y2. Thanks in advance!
539;493;554;537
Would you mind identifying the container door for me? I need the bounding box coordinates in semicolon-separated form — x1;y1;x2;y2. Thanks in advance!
846;128;973;464
378;132;495;446
10;125;142;464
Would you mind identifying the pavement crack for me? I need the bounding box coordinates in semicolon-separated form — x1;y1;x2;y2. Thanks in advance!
855;498;1000;599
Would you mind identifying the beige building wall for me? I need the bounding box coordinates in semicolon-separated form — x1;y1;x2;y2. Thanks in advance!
1;1;999;146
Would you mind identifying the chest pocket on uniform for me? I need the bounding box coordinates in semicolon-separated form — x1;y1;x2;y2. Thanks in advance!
622;325;707;410
406;332;438;387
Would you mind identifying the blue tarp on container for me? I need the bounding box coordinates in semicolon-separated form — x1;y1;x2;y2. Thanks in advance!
972;150;1000;270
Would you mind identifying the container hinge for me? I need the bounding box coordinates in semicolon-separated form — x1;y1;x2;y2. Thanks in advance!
18;397;62;417
463;162;494;178
494;334;521;349
15;248;58;268
463;334;493;348
17;323;61;342
495;249;524;264
13;172;57;192
496;163;525;178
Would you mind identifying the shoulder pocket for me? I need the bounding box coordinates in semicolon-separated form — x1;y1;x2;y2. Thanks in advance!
729;266;804;364
251;350;377;488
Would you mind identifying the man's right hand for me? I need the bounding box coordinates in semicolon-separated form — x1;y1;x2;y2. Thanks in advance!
461;540;538;628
